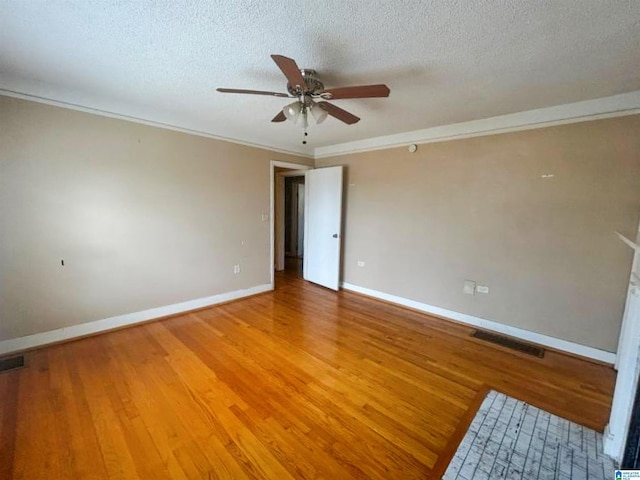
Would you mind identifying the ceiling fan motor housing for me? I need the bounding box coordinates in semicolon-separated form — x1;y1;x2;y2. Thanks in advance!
287;69;325;96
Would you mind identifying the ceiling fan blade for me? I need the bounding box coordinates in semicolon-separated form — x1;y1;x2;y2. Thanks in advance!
319;84;390;100
271;55;307;92
217;88;290;97
271;111;286;122
317;101;360;125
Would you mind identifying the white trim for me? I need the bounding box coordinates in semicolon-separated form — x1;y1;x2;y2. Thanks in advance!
602;426;619;459
0;283;272;356
5;88;640;162
341;282;616;364
604;355;639;462
314;90;640;158
269;161;312;286
605;283;640;461
0;89;313;159
616;231;640;253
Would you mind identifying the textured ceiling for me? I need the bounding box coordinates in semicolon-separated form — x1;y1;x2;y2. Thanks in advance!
1;0;639;156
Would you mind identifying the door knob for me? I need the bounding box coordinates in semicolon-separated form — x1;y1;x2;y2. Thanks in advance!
332;234;339;238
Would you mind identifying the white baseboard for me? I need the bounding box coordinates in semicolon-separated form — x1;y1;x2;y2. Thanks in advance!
341;282;616;365
0;283;273;356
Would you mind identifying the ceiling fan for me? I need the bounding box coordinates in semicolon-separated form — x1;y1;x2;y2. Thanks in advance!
217;54;390;129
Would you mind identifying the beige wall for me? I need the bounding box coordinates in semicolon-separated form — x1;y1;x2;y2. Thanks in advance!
2;94;638;353
0;96;311;341
317;115;640;352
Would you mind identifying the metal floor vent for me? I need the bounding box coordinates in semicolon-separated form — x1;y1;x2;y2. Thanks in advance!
0;355;25;373
471;330;545;358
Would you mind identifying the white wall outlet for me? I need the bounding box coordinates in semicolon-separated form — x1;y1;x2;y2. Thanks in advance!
357;261;365;267
261;213;269;222
233;264;241;274
476;285;490;294
463;280;476;295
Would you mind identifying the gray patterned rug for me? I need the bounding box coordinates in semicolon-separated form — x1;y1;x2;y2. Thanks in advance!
443;390;618;480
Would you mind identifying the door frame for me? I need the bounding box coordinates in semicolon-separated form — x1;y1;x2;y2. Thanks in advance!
270;160;312;288
604;225;640;461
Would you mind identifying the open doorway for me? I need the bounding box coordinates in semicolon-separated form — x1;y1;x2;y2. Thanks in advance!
284;176;305;275
270;161;311;288
270;161;344;291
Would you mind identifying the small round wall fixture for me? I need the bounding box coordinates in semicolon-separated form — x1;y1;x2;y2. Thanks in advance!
408;144;418;153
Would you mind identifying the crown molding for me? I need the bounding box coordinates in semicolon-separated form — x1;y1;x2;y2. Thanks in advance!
0;89;314;159
4;88;640;162
314;90;640;159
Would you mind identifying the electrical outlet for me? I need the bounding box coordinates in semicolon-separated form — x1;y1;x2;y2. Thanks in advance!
261;213;269;222
357;261;365;267
463;280;476;295
476;285;489;294
233;264;241;274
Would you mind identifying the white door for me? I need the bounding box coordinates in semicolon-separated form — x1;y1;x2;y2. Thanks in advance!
303;166;343;290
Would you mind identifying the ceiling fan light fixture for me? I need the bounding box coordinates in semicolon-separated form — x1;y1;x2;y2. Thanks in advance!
283;101;302;123
310;103;328;124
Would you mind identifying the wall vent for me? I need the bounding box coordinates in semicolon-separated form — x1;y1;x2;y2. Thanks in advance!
0;355;25;373
471;330;545;358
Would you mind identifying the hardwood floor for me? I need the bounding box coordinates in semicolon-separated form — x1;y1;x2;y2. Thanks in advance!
0;268;616;479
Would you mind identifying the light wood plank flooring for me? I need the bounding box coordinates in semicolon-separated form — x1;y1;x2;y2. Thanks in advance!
0;269;616;479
